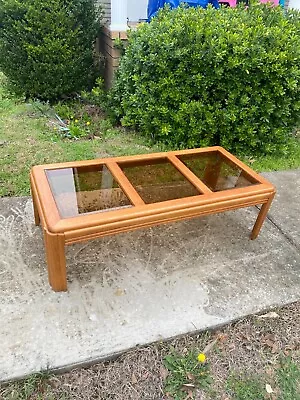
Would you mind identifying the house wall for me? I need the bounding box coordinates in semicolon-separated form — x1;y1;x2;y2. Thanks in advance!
97;0;148;24
127;0;148;21
289;0;300;8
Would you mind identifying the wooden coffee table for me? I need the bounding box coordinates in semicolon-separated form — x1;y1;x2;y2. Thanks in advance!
30;146;275;292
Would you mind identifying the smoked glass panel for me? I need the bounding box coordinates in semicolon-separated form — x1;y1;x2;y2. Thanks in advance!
178;151;258;192
46;165;132;218
119;158;201;204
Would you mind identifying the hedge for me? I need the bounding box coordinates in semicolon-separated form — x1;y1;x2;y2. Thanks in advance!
108;3;300;155
0;0;102;100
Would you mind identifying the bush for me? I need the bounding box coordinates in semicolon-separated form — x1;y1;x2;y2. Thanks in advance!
0;0;102;101
109;3;300;155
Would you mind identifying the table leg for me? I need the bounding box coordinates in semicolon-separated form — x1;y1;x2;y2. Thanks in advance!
30;178;40;226
250;193;275;240
44;229;67;291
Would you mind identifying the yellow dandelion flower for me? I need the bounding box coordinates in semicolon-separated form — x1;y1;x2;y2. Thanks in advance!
86;121;91;126
75;119;79;123
197;353;206;363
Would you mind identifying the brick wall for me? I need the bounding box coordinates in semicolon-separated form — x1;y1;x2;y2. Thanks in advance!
98;27;128;87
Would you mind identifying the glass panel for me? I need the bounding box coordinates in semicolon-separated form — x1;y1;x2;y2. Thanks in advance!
119;158;200;204
178;151;258;192
46;165;132;218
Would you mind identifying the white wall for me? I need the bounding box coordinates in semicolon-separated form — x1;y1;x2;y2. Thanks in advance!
127;0;148;21
289;0;300;8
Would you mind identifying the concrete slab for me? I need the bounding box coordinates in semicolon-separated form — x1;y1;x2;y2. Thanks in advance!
0;178;299;381
263;170;300;248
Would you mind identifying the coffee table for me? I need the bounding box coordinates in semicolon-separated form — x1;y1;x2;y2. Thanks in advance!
30;146;275;292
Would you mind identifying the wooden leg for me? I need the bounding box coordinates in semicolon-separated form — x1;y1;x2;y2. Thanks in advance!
44;229;67;291
251;193;275;240
30;178;40;226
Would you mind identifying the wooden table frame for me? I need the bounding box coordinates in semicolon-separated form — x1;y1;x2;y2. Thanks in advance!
30;146;276;292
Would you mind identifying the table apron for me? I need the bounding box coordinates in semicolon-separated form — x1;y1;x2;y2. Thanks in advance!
64;192;273;245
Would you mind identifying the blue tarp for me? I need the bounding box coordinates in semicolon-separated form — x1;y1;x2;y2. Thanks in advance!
147;0;220;20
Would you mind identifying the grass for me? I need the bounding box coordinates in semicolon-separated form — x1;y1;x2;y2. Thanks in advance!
277;357;300;400
224;357;300;400
1;372;67;400
248;135;300;172
0;74;162;197
226;375;265;400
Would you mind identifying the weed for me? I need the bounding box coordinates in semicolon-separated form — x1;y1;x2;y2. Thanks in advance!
98;119;114;136
81;77;107;108
28;100;53;118
226;374;265;400
163;349;212;400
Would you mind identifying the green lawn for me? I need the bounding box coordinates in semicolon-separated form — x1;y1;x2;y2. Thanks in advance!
249;134;300;172
0;76;162;197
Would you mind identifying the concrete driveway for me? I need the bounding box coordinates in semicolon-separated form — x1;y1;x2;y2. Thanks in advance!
0;170;299;382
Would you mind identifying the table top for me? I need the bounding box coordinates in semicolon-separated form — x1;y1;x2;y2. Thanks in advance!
31;146;275;234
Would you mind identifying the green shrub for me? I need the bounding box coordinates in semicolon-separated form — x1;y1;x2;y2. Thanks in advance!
109;3;300;155
0;0;102;101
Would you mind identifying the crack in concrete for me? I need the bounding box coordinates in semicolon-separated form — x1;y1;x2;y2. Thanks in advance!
255;205;300;252
266;213;300;252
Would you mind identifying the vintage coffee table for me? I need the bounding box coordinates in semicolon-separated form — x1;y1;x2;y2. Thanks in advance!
30;146;275;292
